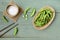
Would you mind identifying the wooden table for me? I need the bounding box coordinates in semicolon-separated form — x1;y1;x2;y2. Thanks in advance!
0;0;60;40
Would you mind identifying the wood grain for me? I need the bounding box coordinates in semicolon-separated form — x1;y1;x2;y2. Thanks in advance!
0;0;60;40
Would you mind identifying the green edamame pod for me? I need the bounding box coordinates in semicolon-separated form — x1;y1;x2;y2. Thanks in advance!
2;16;8;23
14;27;18;36
23;7;30;20
34;8;53;27
31;8;36;17
23;7;30;15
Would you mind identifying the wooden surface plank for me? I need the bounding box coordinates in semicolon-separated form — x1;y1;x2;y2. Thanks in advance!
0;0;60;12
0;0;60;40
1;12;60;38
0;38;60;40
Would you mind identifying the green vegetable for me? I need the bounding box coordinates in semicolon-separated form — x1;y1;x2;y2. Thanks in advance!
2;16;8;23
23;7;30;20
23;7;30;15
34;8;53;27
14;27;18;36
23;14;28;20
31;8;36;17
25;14;28;20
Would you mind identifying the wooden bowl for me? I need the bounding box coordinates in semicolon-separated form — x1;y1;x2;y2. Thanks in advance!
6;5;19;17
3;1;23;22
33;6;55;30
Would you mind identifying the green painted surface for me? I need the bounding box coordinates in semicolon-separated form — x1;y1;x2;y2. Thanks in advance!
0;0;60;40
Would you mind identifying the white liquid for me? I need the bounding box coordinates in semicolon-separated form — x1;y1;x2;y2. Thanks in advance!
7;5;18;16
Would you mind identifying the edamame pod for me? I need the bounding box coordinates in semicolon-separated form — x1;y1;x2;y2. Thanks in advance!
31;8;36;17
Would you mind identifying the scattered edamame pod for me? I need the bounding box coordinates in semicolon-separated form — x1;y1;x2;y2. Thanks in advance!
2;16;8;23
23;7;30;15
23;7;30;20
31;8;36;17
14;27;18;36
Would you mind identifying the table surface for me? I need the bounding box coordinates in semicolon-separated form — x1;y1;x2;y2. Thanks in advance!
0;0;60;40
